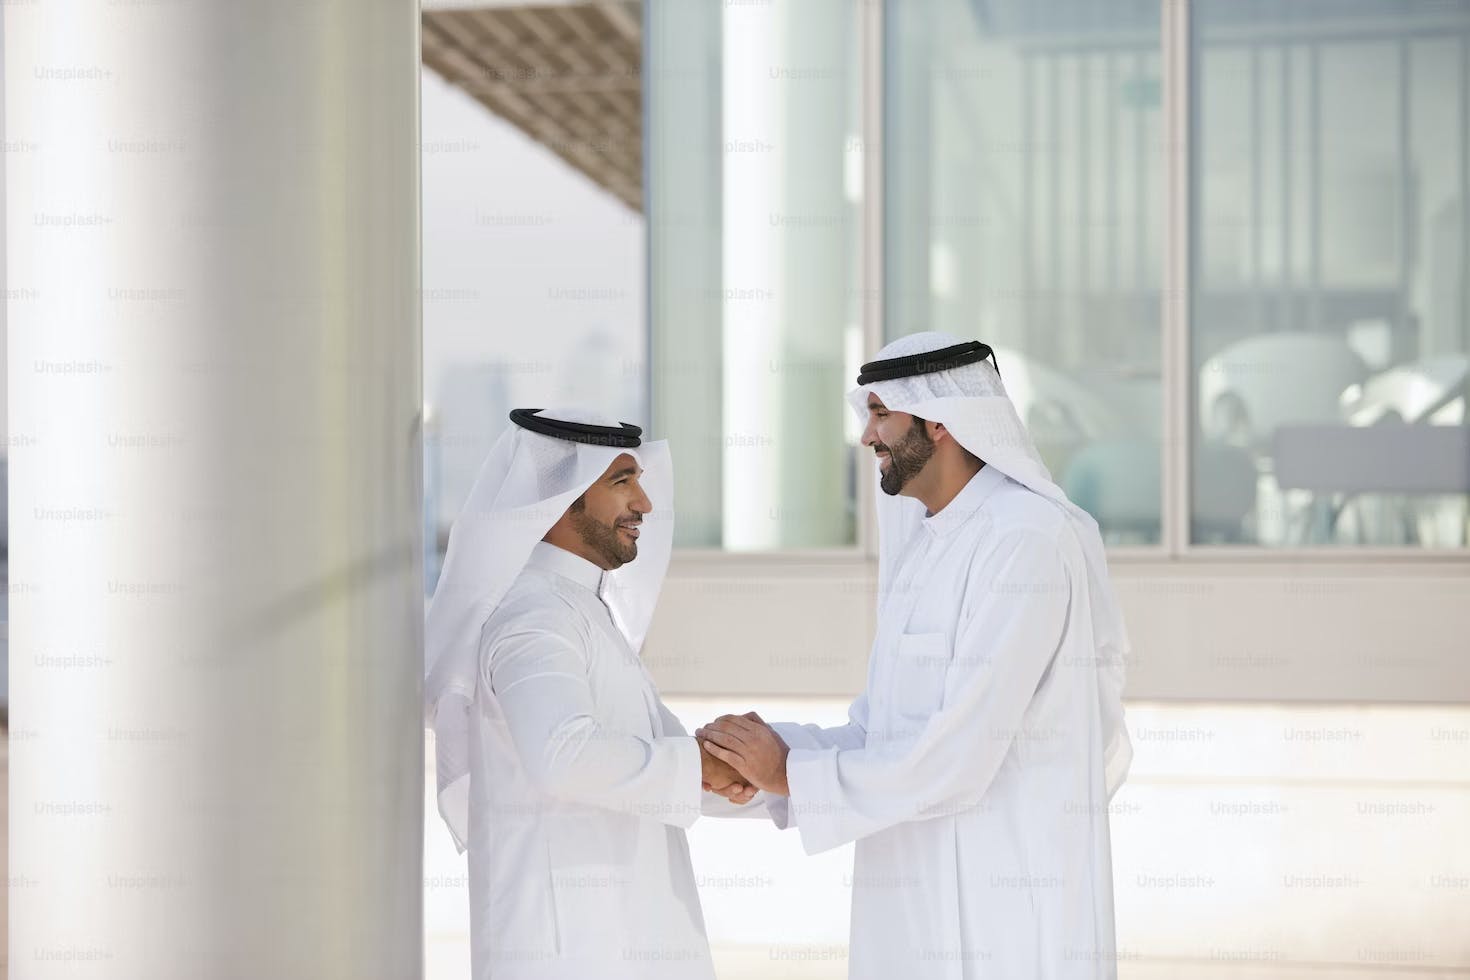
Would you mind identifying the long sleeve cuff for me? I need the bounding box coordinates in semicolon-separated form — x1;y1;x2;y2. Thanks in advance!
762;722;806;830
621;734;702;829
785;746;849;854
763;791;794;830
771;720;821;751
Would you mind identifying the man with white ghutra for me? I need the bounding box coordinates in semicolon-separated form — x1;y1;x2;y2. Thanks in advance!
425;408;765;980
699;332;1134;979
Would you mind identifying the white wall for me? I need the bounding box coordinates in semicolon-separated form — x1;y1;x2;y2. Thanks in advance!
647;556;1470;702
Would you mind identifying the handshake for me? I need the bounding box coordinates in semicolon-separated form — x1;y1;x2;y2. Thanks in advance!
695;711;791;804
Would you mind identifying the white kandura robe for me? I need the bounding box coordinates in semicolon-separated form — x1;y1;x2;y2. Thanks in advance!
467;542;745;980
768;465;1119;980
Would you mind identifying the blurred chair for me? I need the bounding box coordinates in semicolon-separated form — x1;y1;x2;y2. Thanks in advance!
1328;354;1470;545
1062;440;1160;543
1193;443;1258;543
1062;440;1256;544
995;346;1154;487
1340;352;1468;426
1199;333;1368;449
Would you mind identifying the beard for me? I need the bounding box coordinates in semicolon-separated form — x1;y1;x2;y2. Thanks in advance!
876;417;935;496
570;507;639;568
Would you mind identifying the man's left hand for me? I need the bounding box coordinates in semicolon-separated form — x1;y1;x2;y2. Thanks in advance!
701;742;758;804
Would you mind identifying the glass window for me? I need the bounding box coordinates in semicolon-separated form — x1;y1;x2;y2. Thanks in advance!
647;0;863;550
419;60;648;590
1192;0;1470;547
884;0;1165;545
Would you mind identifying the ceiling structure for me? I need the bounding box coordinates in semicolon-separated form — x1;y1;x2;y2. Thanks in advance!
421;1;644;211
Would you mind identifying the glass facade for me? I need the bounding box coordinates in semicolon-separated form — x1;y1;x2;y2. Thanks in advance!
1192;0;1470;546
645;0;1470;551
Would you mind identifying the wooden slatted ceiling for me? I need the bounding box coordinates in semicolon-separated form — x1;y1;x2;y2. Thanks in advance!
422;2;643;212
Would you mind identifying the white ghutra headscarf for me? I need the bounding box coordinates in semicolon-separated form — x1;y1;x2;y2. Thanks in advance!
849;332;1133;797
423;407;674;851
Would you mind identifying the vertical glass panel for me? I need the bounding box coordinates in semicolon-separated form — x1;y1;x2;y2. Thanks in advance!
885;0;1165;545
1192;1;1470;547
648;0;862;549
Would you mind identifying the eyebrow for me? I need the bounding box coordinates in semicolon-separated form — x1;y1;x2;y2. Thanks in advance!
867;401;887;412
608;466;640;481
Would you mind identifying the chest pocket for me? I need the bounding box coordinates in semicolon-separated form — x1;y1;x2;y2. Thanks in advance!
891;631;951;722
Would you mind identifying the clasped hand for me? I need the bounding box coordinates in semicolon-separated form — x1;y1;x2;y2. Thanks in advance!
697;711;790;799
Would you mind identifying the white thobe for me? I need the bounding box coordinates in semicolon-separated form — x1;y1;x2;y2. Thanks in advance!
467;542;727;980
769;465;1118;979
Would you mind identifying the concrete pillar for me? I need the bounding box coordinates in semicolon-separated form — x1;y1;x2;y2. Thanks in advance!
7;2;423;977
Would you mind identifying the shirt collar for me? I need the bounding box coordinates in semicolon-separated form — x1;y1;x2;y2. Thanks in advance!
922;464;1006;537
526;540;608;593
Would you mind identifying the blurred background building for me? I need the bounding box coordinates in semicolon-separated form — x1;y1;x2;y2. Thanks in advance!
7;0;1470;977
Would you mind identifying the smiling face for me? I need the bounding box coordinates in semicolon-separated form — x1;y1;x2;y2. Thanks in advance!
549;452;652;570
860;393;937;496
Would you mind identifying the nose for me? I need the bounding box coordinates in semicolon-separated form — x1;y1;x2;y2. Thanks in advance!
860;418;879;448
631;481;653;515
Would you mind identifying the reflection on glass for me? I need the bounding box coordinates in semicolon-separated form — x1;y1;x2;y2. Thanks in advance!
885;0;1164;544
649;0;861;550
1193;1;1470;547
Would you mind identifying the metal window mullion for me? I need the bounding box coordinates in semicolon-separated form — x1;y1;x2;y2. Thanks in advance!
859;0;885;559
1162;0;1193;556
